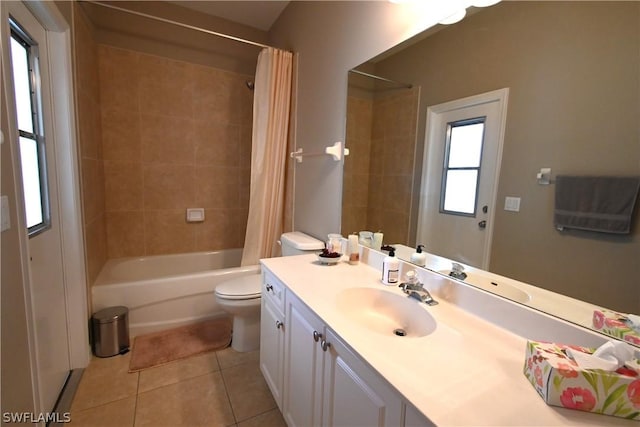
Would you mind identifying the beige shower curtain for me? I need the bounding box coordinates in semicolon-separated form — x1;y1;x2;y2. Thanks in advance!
241;47;293;266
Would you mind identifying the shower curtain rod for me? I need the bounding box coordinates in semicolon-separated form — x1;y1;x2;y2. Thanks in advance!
349;69;413;89
87;1;286;51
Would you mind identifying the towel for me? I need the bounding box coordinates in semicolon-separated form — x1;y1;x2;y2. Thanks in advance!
554;175;640;234
565;340;635;371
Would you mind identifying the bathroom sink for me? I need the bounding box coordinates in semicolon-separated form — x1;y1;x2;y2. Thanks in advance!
439;270;530;303
336;287;437;338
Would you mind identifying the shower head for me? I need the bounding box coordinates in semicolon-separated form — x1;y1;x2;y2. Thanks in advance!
246;81;255;90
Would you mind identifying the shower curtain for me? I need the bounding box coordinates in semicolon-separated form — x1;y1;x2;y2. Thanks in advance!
241;47;293;266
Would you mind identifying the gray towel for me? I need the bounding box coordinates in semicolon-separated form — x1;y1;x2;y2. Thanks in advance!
554;175;640;234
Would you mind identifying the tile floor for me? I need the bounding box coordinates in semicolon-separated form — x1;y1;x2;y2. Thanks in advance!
69;347;287;427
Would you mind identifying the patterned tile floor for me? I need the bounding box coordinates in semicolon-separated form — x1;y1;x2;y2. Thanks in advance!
68;347;286;426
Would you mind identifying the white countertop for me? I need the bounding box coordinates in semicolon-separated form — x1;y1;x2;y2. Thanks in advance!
261;253;635;426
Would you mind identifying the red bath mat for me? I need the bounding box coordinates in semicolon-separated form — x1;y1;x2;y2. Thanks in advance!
128;317;232;372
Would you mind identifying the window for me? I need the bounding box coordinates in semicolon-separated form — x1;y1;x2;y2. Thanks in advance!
9;18;50;235
440;118;485;216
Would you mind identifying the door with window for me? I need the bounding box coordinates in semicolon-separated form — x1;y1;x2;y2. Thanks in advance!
6;2;71;413
417;89;508;269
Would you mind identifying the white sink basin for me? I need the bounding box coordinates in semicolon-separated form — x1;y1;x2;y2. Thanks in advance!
336;287;437;338
439;270;530;303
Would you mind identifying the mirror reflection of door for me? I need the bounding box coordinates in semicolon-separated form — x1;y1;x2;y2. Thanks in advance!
417;89;508;269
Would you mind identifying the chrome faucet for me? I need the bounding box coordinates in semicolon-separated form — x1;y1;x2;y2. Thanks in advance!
399;271;438;306
449;262;467;281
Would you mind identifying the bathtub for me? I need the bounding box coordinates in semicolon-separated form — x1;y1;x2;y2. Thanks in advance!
92;249;260;337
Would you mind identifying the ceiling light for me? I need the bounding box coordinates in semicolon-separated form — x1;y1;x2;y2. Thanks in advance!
438;9;466;25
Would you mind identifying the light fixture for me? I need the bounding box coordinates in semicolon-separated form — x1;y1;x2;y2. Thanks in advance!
438;9;466;25
471;0;502;7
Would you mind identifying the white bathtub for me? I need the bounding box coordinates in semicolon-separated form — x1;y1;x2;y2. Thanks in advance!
92;249;260;337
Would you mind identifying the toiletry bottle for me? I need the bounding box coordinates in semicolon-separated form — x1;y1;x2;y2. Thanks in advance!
348;233;359;265
410;245;426;267
373;231;383;251
382;250;399;285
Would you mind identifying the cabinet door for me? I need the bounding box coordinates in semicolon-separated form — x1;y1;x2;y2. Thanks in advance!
283;294;325;427
260;298;285;410
321;329;403;427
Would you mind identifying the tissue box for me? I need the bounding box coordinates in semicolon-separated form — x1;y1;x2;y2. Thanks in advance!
593;309;640;346
523;340;640;420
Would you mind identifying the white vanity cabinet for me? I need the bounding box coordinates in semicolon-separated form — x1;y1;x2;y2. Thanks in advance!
283;291;411;427
260;271;286;410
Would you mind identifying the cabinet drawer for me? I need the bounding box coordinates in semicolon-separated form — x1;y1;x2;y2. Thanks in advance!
263;270;285;312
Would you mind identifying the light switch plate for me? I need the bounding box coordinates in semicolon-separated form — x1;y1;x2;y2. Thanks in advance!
1;196;11;231
504;196;521;212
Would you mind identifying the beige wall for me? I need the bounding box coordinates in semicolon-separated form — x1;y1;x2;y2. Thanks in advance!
269;1;463;240
98;45;253;257
270;1;638;312
373;1;640;312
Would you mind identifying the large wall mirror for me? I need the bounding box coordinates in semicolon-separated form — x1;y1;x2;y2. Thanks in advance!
342;1;640;335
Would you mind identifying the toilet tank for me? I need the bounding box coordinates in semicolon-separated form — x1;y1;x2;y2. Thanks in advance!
280;232;324;256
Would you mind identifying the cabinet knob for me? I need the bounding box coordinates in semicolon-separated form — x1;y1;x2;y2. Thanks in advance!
276;320;283;329
321;339;331;352
265;284;274;292
313;330;322;342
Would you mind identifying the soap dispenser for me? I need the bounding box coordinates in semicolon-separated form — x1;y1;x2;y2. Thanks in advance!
410;245;426;267
382;250;399;285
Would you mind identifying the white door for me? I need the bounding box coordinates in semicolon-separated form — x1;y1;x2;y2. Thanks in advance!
417;89;508;269
5;2;71;412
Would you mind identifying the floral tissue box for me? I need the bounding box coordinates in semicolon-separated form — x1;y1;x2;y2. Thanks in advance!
523;340;640;420
593;309;640;346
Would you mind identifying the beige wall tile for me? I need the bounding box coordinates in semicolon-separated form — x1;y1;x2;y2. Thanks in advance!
104;161;143;211
143;210;196;255
81;158;104;225
140;114;195;164
195;209;247;251
85;215;107;286
77;91;101;160
143;164;195;210
193;121;240;166
101;109;141;162
192;66;243;125
99;46;139;113
97;45;254;258
138;54;194;118
194;166;240;209
106;212;145;258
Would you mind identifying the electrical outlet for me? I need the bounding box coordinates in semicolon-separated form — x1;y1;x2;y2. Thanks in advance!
504;196;521;212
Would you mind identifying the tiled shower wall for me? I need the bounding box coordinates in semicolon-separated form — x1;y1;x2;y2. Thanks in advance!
342;93;373;236
74;5;106;285
98;45;253;258
342;87;419;245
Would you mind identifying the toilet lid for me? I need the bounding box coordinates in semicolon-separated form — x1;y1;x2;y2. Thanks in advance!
215;274;262;300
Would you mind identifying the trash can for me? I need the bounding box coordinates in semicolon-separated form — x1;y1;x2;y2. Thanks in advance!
92;306;130;357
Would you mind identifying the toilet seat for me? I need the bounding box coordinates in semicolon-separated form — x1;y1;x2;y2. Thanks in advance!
215;275;262;300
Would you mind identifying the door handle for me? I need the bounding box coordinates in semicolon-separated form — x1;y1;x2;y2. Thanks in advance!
478;220;487;229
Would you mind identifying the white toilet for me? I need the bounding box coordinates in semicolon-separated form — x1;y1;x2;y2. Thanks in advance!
214;231;324;352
